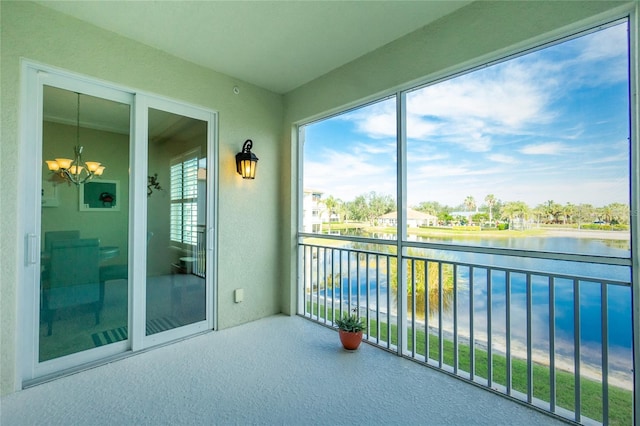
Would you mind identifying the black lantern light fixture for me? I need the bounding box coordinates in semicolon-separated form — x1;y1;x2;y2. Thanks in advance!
236;139;259;179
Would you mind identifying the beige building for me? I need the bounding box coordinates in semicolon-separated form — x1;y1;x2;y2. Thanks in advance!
302;189;327;233
378;208;438;227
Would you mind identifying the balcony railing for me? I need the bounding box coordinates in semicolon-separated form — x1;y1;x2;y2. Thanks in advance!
299;235;633;425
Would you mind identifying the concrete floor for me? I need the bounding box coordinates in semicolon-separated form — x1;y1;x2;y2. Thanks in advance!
1;315;567;425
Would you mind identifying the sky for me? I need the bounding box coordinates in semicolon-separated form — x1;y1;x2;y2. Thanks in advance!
303;21;630;209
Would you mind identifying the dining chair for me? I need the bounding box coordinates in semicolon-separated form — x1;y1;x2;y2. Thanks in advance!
44;230;80;252
98;231;152;309
43;238;101;336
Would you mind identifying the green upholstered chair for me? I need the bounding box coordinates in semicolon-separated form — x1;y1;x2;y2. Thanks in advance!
43;238;101;336
44;230;80;252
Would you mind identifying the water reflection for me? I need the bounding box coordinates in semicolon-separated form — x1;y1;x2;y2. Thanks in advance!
325;228;630;257
308;236;633;388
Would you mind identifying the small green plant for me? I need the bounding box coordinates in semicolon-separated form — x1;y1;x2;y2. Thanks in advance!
335;310;365;333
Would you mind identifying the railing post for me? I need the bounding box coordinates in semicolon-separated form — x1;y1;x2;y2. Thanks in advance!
425;261;430;361
602;283;609;424
526;273;533;403
469;266;475;382
411;259;416;358
487;269;493;388
453;264;458;374
438;262;444;369
506;271;512;395
549;276;556;413
574;278;581;423
396;90;407;357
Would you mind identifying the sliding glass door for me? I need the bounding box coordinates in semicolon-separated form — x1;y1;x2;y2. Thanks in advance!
145;106;211;337
39;83;132;364
21;63;216;383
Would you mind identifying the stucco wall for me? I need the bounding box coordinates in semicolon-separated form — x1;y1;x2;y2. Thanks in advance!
1;1;283;395
279;1;636;315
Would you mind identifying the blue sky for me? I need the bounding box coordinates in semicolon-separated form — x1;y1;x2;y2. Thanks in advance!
303;21;630;208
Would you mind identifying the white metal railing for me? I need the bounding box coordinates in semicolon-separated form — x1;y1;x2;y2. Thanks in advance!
299;235;633;425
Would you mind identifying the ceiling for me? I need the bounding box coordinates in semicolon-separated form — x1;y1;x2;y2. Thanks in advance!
36;1;472;94
43;85;204;142
43;86;131;134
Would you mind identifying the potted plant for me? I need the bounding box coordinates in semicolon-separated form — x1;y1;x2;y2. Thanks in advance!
335;310;365;350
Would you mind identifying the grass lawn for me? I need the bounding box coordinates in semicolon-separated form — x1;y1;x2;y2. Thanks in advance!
308;302;632;425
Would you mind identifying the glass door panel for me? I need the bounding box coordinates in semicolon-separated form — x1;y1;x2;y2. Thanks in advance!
40;85;130;361
146;108;208;334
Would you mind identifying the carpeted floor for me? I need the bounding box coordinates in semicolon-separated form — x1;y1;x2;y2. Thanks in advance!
1;315;566;425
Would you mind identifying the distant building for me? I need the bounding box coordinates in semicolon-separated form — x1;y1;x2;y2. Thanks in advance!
302;189;327;233
451;211;476;222
378;208;438;227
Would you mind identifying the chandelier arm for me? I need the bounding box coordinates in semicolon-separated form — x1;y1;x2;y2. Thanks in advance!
76;93;80;151
45;92;104;185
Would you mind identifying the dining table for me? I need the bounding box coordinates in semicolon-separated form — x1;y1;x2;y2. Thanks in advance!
40;246;121;264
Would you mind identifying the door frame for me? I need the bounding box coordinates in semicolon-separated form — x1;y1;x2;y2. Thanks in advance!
134;94;218;351
18;60;218;386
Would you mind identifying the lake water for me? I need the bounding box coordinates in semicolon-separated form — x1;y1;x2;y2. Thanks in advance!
314;232;633;384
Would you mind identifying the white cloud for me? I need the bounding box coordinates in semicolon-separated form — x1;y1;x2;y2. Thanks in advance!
407;152;449;163
304;147;396;200
583;152;629;165
519;142;571;155
406;114;441;139
578;23;628;62
353;140;396;156
447;131;493;152
556;23;629;88
353;112;396;139
408;63;552;128
342;99;396;139
486;153;518;164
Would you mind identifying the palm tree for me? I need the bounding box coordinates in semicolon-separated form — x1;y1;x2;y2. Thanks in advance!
484;194;496;224
389;253;455;319
501;201;530;230
545;200;563;224
335;199;347;222
575;203;594;229
607;202;630;225
531;205;546;227
464;195;476;212
599;204;613;224
563;202;575;225
323;195;338;229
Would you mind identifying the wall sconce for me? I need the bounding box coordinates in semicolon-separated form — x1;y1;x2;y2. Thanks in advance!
236;139;259;179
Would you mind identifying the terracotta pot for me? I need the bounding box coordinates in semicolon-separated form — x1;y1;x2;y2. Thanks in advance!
339;330;363;350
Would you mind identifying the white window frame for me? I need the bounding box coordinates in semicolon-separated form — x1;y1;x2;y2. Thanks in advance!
170;148;201;247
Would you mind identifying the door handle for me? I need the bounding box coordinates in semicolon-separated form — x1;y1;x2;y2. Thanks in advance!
207;227;214;251
26;233;38;266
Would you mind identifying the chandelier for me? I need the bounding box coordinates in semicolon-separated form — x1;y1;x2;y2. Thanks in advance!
45;92;105;185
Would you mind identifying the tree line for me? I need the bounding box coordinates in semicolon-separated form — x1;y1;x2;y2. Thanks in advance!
319;192;630;227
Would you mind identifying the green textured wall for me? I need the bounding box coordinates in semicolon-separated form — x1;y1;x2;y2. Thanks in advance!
1;1;283;395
